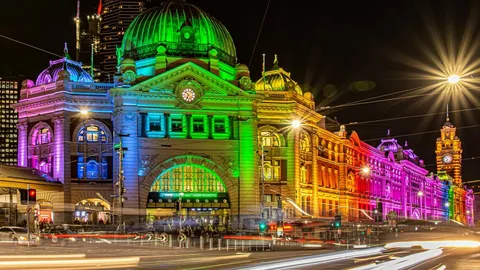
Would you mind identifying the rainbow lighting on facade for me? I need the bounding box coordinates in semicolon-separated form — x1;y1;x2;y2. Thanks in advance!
12;1;474;227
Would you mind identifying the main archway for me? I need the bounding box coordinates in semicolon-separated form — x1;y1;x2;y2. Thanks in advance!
144;155;233;230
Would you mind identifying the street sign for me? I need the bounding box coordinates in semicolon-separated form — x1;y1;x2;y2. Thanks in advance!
387;211;397;220
26;206;32;213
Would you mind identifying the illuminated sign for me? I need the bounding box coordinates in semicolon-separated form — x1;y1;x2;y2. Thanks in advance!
159;192;219;199
283;224;293;231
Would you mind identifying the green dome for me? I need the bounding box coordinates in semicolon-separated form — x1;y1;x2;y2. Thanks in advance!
121;1;237;66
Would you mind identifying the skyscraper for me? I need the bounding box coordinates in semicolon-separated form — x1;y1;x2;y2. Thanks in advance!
0;76;23;165
99;0;146;80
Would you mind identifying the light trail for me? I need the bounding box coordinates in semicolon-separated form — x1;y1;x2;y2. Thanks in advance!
352;248;443;270
0;256;140;269
239;247;384;270
385;240;480;250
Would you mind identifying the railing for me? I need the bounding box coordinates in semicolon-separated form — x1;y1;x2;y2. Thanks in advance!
123;42;236;66
70;142;114;154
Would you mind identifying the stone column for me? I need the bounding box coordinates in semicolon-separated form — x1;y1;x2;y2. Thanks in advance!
312;134;319;217
52;116;72;224
17;122;28;167
114;110;140;222
237;118;257;224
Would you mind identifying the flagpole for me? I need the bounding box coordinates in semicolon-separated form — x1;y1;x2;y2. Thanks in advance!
262;54;266;91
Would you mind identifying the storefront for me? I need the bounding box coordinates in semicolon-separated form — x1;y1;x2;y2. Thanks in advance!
75;199;111;224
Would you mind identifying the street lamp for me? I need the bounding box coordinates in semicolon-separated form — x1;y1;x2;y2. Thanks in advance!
291;119;301;129
80;109;89;115
447;75;460;84
417;191;424;220
361;166;370;175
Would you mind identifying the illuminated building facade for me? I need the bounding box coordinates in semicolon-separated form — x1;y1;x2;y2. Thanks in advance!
13;1;473;226
0;76;23;165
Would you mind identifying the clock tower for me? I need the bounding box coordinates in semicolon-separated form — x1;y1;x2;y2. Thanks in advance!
435;107;463;185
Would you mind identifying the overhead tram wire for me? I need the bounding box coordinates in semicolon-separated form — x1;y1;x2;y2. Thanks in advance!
0;33;113;77
318;92;439;111
248;0;271;68
317;83;443;111
0;34;63;58
346;107;480;126
423;156;480;167
363;124;480;142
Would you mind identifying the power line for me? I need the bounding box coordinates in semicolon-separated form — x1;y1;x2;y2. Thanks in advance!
318;92;438;110
347;107;480;126
248;0;271;68
0;34;62;58
424;156;480;167
363;124;480;142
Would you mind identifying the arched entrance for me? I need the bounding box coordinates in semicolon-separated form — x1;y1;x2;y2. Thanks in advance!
146;162;231;231
74;198;111;224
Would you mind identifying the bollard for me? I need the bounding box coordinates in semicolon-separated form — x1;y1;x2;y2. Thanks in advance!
234;240;237;251
242;240;244;251
226;239;229;251
218;238;222;251
169;234;172;248
200;236;204;250
209;238;213;250
186;238;190;249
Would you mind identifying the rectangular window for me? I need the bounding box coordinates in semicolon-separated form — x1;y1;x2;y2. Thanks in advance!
171;115;183;132
265;194;272;202
192;116;205;133
148;114;162;132
213;117;226;133
77;156;84;179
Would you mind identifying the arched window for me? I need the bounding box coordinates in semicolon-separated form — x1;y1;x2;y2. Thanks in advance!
300;166;307;183
78;125;107;143
300;132;310;152
258;131;281;147
33;128;51;145
150;164;227;193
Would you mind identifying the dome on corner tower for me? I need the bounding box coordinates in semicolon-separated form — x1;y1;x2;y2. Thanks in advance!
121;1;237;66
255;55;303;95
36;43;93;86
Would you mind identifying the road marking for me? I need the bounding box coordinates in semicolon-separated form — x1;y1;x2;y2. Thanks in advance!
0;254;86;259
182;260;252;270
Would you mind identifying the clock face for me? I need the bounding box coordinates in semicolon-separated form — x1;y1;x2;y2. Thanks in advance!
442;154;453;164
181;88;196;103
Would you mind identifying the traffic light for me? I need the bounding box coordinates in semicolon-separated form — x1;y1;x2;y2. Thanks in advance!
19;189;36;205
259;220;267;233
29;189;36;203
269;224;277;231
334;214;342;228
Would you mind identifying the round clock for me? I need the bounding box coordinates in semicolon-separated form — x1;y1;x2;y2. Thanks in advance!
181;88;196;103
442;154;453;164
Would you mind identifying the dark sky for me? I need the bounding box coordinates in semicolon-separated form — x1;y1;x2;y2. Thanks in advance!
1;0;479;180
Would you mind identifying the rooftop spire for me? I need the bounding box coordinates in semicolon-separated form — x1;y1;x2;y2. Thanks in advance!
446;103;450;122
63;42;71;59
272;54;279;69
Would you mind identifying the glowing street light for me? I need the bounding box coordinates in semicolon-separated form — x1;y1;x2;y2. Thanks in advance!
361;166;370;175
291;119;301;129
447;74;460;84
417;190;424;196
445;202;450;207
80;109;89;115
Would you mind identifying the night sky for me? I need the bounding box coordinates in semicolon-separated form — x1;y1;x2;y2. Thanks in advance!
0;0;479;180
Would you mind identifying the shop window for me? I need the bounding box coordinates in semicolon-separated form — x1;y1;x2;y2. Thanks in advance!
192;116;205;133
78;125;107;143
213;117;226;133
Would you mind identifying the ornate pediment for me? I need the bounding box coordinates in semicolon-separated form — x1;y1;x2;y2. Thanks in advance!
128;62;246;97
